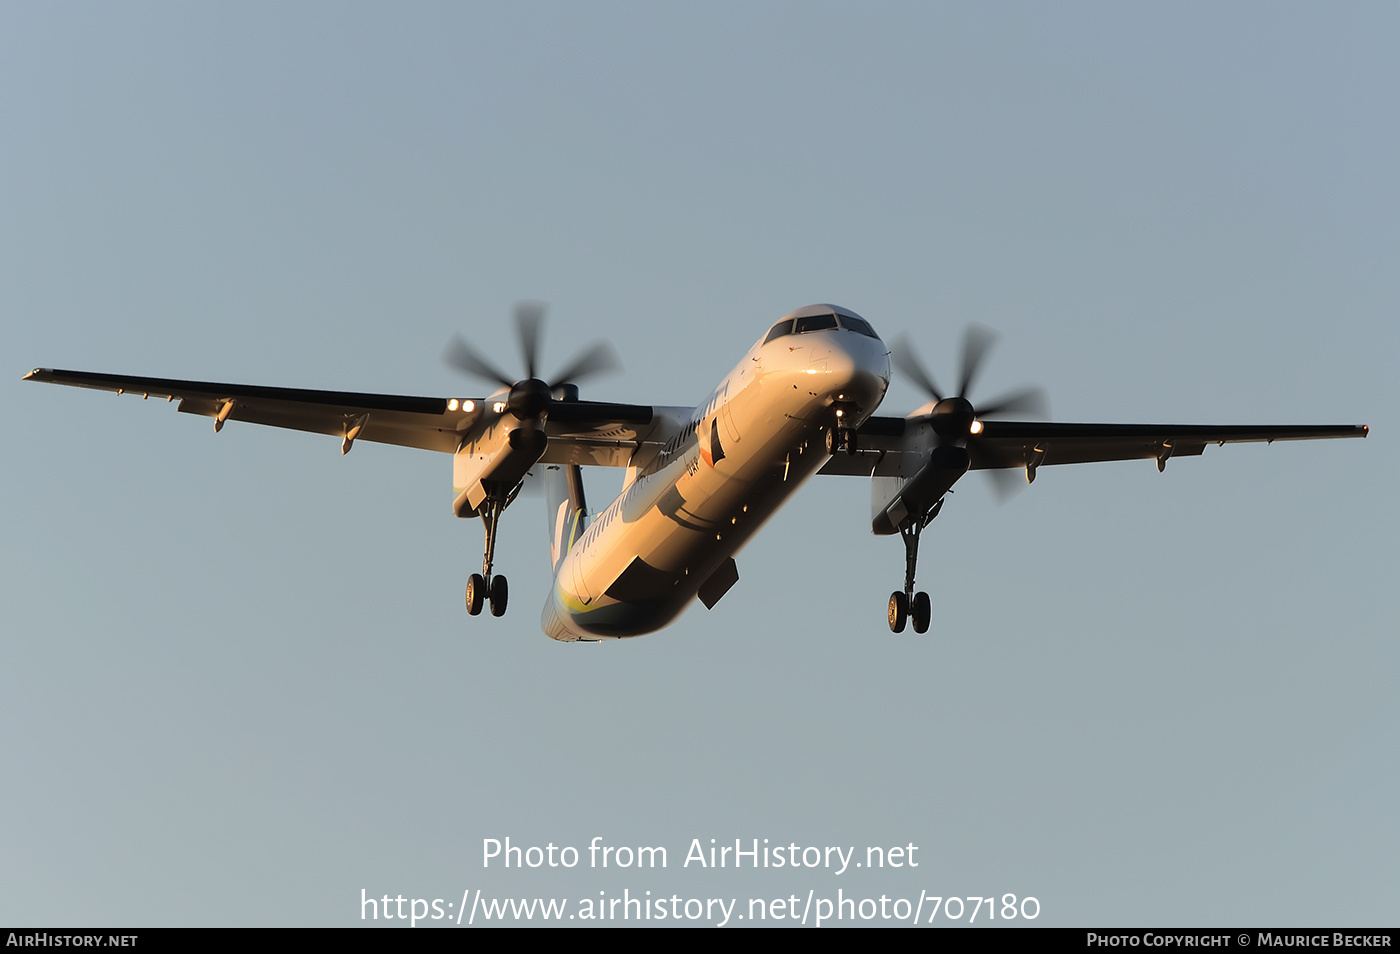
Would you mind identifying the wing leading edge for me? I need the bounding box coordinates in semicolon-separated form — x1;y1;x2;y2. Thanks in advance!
819;417;1368;477
24;368;657;455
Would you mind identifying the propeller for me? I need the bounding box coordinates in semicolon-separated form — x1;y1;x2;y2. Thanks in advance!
892;324;1047;501
443;301;620;419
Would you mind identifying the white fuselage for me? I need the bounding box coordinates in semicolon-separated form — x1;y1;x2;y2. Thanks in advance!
542;320;890;640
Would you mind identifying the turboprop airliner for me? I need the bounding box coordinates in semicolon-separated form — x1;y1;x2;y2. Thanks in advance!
25;303;1367;640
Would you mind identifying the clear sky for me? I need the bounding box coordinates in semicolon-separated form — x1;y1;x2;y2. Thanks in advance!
3;1;1394;927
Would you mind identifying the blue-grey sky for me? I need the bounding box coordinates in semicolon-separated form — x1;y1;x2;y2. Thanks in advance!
3;2;1394;927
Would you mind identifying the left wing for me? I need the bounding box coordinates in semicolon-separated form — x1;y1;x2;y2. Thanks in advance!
819;417;1368;477
23;368;657;455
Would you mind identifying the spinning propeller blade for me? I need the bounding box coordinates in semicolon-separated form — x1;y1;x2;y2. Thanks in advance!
443;302;622;418
896;324;1048;503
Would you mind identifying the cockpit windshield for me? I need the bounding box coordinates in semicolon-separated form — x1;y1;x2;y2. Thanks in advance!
763;319;794;344
839;315;878;338
794;313;838;334
764;310;879;344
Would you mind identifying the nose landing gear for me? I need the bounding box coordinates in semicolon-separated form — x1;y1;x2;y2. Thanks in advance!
824;404;861;457
824;425;858;456
887;498;940;634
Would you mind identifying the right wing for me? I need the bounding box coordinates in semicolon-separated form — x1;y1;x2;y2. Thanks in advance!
24;368;662;457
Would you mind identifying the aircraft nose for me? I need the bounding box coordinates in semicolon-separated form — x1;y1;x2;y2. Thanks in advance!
820;336;890;412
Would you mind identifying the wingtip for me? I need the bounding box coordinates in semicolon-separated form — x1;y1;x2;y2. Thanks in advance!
23;368;42;381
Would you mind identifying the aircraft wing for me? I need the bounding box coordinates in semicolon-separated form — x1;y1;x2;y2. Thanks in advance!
23;368;657;455
819;417;1368;477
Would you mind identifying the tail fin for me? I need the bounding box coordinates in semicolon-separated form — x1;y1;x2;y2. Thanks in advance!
544;464;588;573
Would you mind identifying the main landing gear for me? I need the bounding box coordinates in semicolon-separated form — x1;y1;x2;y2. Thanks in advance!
465;489;518;618
887;498;942;634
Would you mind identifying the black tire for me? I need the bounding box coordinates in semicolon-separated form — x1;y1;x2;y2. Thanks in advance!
843;429;858;455
824;427;837;455
888;591;908;633
912;591;931;634
465;573;485;616
489;574;509;617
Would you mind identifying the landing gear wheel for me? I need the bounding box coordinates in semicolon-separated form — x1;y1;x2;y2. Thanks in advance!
825;427;838;455
888;591;908;633
912;591;931;634
843;429;858;455
489;574;509;617
465;573;485;616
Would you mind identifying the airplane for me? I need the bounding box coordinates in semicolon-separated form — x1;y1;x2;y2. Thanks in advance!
25;302;1367;640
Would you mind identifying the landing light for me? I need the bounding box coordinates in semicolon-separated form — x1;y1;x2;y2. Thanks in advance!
493;401;507;413
448;399;459;411
463;400;475;412
970;419;984;435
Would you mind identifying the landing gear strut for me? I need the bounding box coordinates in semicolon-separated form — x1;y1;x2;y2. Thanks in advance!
888;497;941;633
465;484;520;618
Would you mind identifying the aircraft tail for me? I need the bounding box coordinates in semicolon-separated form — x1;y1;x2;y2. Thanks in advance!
543;464;588;574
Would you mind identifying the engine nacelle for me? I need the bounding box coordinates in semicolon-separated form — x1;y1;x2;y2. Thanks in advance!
453;423;548;517
871;444;970;535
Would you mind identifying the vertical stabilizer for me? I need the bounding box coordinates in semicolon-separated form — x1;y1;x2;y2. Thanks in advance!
544;464;588;574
